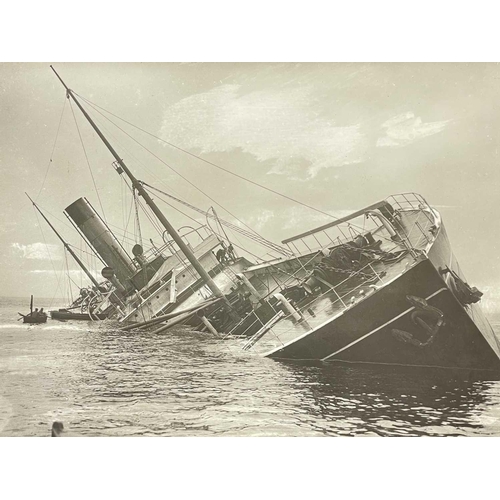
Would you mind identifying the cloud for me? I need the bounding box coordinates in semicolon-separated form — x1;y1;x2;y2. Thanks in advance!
159;84;367;180
279;207;355;232
243;209;275;232
240;205;357;239
12;242;62;261
377;112;449;148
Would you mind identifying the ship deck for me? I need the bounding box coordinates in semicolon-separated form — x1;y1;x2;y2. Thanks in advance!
244;208;438;355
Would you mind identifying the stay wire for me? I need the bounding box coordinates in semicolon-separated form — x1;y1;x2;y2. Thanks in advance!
136;198;168;238
33;208;58;278
116;175;138;246
33;207;64;307
68;99;107;222
74;109;190;247
74;93;402;255
75;93;265;239
144;189;265;262
75;92;399;244
64;248;75;304
36;95;67;201
143;182;291;256
51;258;67;308
122;190;136;246
74;92;343;222
66;243;102;261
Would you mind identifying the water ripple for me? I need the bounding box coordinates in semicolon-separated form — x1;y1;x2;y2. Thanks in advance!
2;297;500;436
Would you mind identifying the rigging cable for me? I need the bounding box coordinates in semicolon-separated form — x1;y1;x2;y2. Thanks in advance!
121;188;136;247
143;182;292;256
76;93;267;239
140;191;272;262
136;198;171;241
74;92;344;222
36;95;67;201
63;211;106;267
63;247;75;304
116;163;171;247
74;92;401;255
85;104;191;209
75;92;399;245
206;207;223;240
68;99;107;222
33;207;65;307
211;206;231;244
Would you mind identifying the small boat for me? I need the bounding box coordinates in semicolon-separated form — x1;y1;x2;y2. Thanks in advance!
19;295;48;324
22;314;48;324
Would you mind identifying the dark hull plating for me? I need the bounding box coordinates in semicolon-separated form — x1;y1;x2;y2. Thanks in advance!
268;231;500;371
50;310;108;321
23;315;48;324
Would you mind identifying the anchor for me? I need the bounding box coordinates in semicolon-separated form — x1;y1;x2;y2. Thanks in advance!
391;295;445;348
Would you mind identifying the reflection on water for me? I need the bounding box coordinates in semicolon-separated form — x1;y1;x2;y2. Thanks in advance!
1;297;500;436
282;363;500;436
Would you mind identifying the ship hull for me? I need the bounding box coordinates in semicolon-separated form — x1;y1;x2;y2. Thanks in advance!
267;236;500;371
50;310;108;321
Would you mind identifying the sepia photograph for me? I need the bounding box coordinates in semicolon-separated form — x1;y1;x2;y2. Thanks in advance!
1;3;499;498
2;61;500;439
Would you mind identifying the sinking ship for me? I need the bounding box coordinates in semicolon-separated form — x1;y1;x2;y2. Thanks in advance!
238;195;500;371
33;66;500;372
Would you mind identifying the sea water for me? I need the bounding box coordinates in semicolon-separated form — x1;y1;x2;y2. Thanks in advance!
1;295;500;437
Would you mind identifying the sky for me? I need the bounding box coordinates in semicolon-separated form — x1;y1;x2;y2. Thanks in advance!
1;62;500;310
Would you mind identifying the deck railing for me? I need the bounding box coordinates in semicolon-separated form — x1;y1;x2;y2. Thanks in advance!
244;193;441;352
283;211;388;257
385;192;430;212
243;251;408;353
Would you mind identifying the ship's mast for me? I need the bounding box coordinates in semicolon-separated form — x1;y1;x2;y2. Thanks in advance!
26;193;102;290
50;66;235;314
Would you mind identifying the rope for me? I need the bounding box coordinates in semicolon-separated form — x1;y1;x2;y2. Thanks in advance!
73;92;405;255
83;104;191;206
33;208;58;278
36;95;67;200
51;258;67;308
66;243;103;261
33;208;65;308
122;188;135;247
75;93;268;239
69;99;107;221
63;212;106;266
136;198;165;240
136;184;275;264
64;248;77;303
143;183;293;257
74;92;343;222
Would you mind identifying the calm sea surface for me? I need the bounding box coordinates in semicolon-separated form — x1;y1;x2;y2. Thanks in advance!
2;296;500;437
